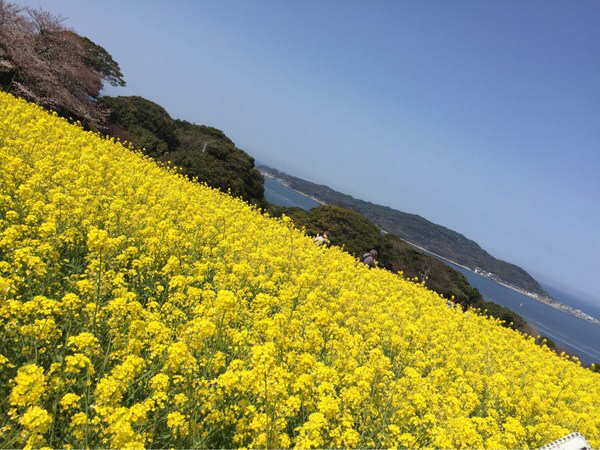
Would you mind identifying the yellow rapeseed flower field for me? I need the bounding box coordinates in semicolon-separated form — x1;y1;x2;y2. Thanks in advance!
1;91;599;449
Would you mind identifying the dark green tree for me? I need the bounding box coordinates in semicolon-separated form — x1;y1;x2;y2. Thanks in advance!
269;203;528;332
168;120;264;204
78;34;125;89
282;204;381;257
99;96;179;157
100;96;265;204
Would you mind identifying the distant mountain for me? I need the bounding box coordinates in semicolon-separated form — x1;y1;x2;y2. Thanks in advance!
258;165;548;297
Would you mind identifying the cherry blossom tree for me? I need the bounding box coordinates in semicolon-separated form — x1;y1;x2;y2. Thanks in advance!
0;0;125;128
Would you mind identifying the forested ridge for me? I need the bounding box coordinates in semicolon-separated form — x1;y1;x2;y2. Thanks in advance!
259;166;548;298
99;96;265;205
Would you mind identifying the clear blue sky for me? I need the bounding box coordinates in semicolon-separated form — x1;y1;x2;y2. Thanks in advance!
17;1;600;304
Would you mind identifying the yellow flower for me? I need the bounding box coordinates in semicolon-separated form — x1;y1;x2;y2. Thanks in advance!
19;405;52;433
295;412;328;448
166;411;188;437
65;353;95;376
67;332;101;357
10;364;46;407
20;318;61;344
60;393;81;410
129;402;150;425
69;412;87;441
0;354;11;369
165;342;196;375
173;393;188;408
2;91;600;449
317;396;339;419
149;373;169;392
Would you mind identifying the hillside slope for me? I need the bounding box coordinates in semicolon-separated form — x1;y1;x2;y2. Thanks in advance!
100;95;265;204
3;92;599;449
268;203;527;331
259;166;547;297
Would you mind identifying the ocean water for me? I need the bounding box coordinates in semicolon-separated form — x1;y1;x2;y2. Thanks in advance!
444;261;600;365
540;283;600;323
262;175;600;365
263;175;320;210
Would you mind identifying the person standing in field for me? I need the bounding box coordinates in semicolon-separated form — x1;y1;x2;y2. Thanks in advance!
314;231;330;247
361;249;378;268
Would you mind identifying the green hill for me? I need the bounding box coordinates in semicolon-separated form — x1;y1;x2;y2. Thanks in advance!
267;203;527;331
99;96;265;204
260;166;547;298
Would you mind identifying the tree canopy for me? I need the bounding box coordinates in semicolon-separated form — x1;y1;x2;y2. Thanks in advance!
0;0;124;128
99;95;265;205
79;35;125;88
100;95;178;157
270;203;531;332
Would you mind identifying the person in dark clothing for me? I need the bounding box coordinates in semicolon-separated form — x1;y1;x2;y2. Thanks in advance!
361;249;378;268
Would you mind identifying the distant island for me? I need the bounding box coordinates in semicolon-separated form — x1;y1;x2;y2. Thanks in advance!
258;166;600;326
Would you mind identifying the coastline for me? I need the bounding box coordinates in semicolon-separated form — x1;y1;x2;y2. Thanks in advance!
260;169;600;327
260;171;325;206
403;240;600;326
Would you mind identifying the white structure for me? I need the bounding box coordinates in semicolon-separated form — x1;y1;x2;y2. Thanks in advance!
540;432;591;450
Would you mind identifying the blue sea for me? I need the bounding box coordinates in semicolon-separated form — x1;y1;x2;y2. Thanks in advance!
263;174;600;365
444;261;600;365
263;175;320;210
